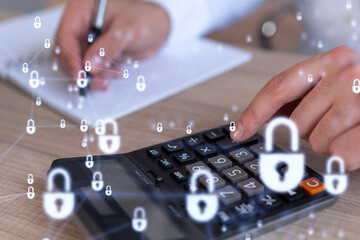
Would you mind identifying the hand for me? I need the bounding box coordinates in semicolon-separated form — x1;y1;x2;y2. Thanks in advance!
55;0;170;89
231;46;360;170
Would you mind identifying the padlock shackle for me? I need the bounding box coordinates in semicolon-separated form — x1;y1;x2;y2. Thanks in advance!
265;117;299;152
81;119;88;125
85;61;91;66
157;122;162;127
28;186;34;192
86;155;93;161
137;75;145;83
189;169;215;193
93;171;103;181
28;173;33;178
103;118;118;135
106;185;111;190
78;70;87;79
47;167;72;192
326;155;345;174
27;119;35;126
187;125;191;130
230;121;235;126
353;79;360;85
133;207;146;218
30;70;39;79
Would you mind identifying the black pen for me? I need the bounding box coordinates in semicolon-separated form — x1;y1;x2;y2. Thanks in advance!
80;0;108;99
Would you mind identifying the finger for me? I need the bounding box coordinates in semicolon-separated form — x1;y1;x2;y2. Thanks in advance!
329;124;360;171
89;66;122;90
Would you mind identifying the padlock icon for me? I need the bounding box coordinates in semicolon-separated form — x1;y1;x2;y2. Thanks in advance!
186;125;192;135
133;60;139;69
85;61;91;72
352;79;360;94
105;185;112;196
27;173;34;185
60;119;66;129
76;70;88;88
82;138;87;148
95;119;105;135
26;119;36;134
260;117;304;192
85;155;94;168
44;38;51;49
34;16;41;29
29;70;40;88
36;97;41;106
98;118;121;154
324;156;348;195
136;75;146;92
99;48;105;57
123;69;129;79
156;122;163;132
88;33;94;43
27;186;35;199
40;77;46;86
43;167;75;220
229;121;236;132
22;62;29;73
245;233;251;240
91;171;104;191
186;169;219;222
80;119;88;132
132;207;148;232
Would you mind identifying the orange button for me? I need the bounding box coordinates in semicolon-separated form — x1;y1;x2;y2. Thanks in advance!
300;177;325;195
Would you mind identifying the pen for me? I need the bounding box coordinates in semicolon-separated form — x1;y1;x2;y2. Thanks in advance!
80;0;108;99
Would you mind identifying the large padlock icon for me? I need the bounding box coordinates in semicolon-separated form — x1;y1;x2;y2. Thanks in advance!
136;75;146;92
105;185;112;196
352;79;360;94
324;156;348;195
27;186;35;199
22;62;29;73
132;207;147;232
44;38;51;49
60;119;66;129
80;119;88;132
186;169;219;222
26;119;36;134
123;69;129;79
260;117;304;192
29;70;40;88
229;121;236;132
77;70;88;88
34;16;41;29
91;171;104;191
95;119;105;135
99;48;105;57
186;125;192;135
85;61;91;72
36;97;42;106
27;173;34;185
98;118;121;154
85;155;94;168
43;167;75;220
156;122;163;133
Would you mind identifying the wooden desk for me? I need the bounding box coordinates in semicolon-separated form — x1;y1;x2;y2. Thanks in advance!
0;4;360;240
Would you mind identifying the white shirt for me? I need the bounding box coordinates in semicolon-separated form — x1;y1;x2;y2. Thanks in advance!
146;0;264;45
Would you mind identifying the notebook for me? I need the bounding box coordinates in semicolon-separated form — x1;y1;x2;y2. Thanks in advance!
0;5;252;125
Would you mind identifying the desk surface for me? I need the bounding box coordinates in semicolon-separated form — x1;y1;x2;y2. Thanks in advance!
1;5;360;240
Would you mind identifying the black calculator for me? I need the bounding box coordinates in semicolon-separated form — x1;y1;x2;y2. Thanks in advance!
49;125;337;240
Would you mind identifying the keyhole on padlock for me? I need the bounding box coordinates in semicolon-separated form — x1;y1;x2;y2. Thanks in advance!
107;139;112;148
276;162;288;181
198;200;206;213
55;199;63;212
333;179;339;189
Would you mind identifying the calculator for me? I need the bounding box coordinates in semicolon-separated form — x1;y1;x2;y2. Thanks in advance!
49;125;338;239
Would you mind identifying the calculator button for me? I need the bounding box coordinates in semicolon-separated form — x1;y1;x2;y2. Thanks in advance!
234;202;257;219
237;178;264;197
229;148;254;164
200;173;226;190
244;159;261;176
300;177;325;195
282;188;305;203
249;143;266;155
208;155;232;171
147;148;161;159
183;135;204;147
186;162;211;174
216;138;243;151
170;170;187;183
195;146;217;158
259;194;282;210
204;129;224;141
222;166;248;183
217;211;234;226
215;185;241;205
162;142;183;153
158;158;173;170
174;151;196;164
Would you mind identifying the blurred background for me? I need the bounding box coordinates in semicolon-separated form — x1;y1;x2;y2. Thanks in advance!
1;0;359;55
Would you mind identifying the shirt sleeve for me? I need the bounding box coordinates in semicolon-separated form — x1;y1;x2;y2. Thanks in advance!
145;0;265;45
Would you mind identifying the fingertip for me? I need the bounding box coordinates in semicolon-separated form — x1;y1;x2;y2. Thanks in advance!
230;121;245;141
